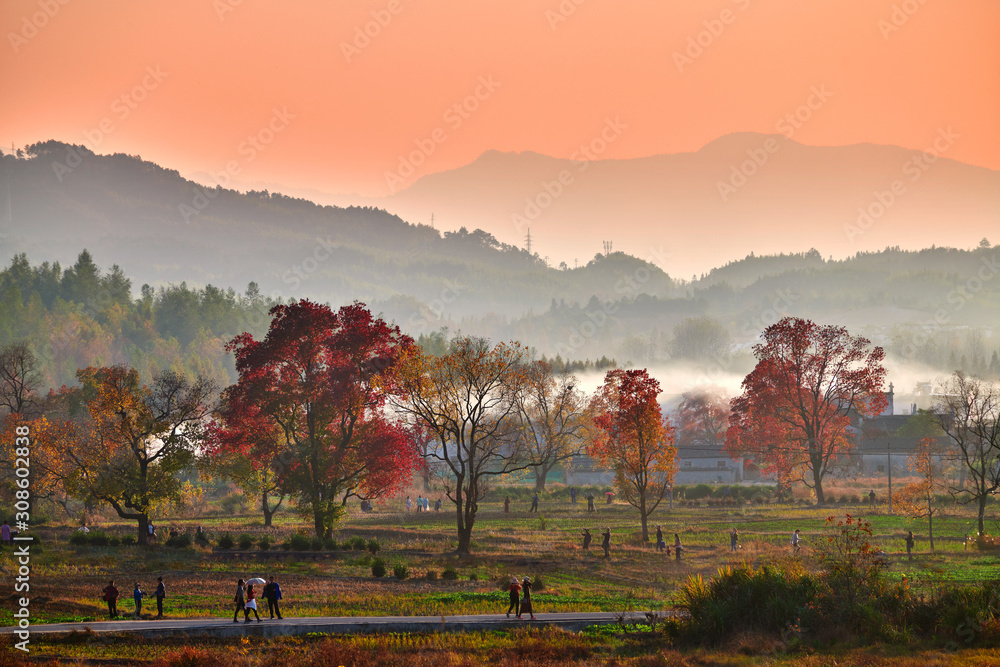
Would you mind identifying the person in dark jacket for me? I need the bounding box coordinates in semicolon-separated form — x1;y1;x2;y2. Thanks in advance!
582;528;592;550
655;525;665;552
905;531;915;560
232;578;246;623
102;580;120;619
530;493;539;512
601;527;611;558
519;577;536;620
504;496;511;513
505;577;521;618
263;576;283;619
155;576;165;618
132;583;144;619
586;493;596;512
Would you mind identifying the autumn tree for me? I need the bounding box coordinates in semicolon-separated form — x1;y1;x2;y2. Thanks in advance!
589;369;677;542
675;386;730;450
725;318;886;504
896;437;943;550
932;372;1000;536
43;366;214;543
671;317;731;362
515;361;591;491
395;336;531;554
216;300;419;538
0;342;41;418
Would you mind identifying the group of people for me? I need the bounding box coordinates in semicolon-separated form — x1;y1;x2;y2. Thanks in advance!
406;496;442;512
502;489;602;514
232;577;284;623
654;525;685;560
505;577;536;620
580;527;614;557
101;577;165;620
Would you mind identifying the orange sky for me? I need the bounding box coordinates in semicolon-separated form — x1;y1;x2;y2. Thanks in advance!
3;0;998;197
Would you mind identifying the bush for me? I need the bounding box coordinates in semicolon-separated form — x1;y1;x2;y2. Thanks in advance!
393;564;409;580
367;539;381;554
469;573;478;581
351;536;367;551
688;484;713;500
220;493;248;515
288;534;311;551
69;532;89;546
441;567;458;581
218;533;235;550
533;575;545;591
371;558;386;577
166;533;192;549
237;534;254;550
195;531;209;546
258;536;271;551
425;570;438;581
310;537;324;551
89;531;109;546
108;536;121;547
121;535;136;546
323;537;337;550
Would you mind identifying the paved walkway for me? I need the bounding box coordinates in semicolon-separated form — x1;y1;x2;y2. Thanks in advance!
2;612;673;639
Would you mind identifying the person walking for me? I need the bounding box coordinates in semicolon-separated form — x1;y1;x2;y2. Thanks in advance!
505;577;521;618
792;529;802;555
582;528;592;550
504;496;511;513
406;496;412;512
601;527;611;558
905;531;915;560
519;577;536;620
587;493;595;512
868;490;876;511
132;583;144;619
232;578;246;623
655;525;665;552
102;580;120;620
569;487;577;505
244;584;261;622
730;528;739;553
530;493;539;512
154;576;165;619
674;534;683;561
263;576;283;619
435;498;442;511
2;520;11;545
416;495;423;513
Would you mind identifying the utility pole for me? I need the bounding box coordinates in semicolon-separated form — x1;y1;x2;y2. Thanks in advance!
524;228;532;255
887;440;892;514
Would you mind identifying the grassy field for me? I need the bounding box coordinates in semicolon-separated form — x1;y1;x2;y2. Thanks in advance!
3;486;998;628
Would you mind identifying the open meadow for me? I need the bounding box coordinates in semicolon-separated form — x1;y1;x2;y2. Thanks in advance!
5;480;1000;664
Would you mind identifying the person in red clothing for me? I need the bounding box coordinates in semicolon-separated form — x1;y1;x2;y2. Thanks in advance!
244;583;261;622
102;580;120;619
505;577;521;618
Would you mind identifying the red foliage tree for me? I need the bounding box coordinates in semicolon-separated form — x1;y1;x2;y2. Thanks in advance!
675;386;730;450
589;369;677;542
212;300;419;537
725;317;886;504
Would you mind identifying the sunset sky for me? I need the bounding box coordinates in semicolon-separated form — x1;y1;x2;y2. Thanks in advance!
3;0;998;198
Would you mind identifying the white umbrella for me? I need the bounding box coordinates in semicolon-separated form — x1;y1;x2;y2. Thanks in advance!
245;577;266;587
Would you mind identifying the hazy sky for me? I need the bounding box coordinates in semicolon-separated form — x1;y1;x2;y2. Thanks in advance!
3;0;998;198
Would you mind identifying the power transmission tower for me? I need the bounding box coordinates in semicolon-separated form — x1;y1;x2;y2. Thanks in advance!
525;228;533;255
603;241;613;256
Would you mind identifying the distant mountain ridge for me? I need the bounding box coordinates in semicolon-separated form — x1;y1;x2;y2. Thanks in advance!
379;132;1000;279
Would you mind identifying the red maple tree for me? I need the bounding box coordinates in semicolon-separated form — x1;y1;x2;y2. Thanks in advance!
675;386;730;450
589;369;677;542
725;317;886;504
212;300;420;537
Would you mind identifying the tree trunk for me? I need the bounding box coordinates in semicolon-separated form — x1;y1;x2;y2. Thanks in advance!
262;492;273;527
138;515;149;545
457;525;473;554
640;509;649;543
533;465;550;492
978;495;987;536
813;467;826;505
928;508;935;551
313;511;325;538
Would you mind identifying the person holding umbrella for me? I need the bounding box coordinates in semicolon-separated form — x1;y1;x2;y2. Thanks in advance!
605;491;615;505
244;583;262;622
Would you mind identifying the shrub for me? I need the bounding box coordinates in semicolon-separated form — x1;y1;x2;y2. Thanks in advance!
351;536;367;551
469;573;478;581
120;535;136;546
323;537;337;550
194;531;209;546
89;531;109;546
288;534;311;551
310;538;324;551
237;534;254;550
371;558;386;577
688;484;713;500
533;575;545;591
69;532;89;546
218;533;235;550
441;567;458;581
425;570;438;581
220;493;248;515
393;564;409;580
108;536;121;547
367;539;381;555
851;494;861;504
258;536;271;551
166;534;192;549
